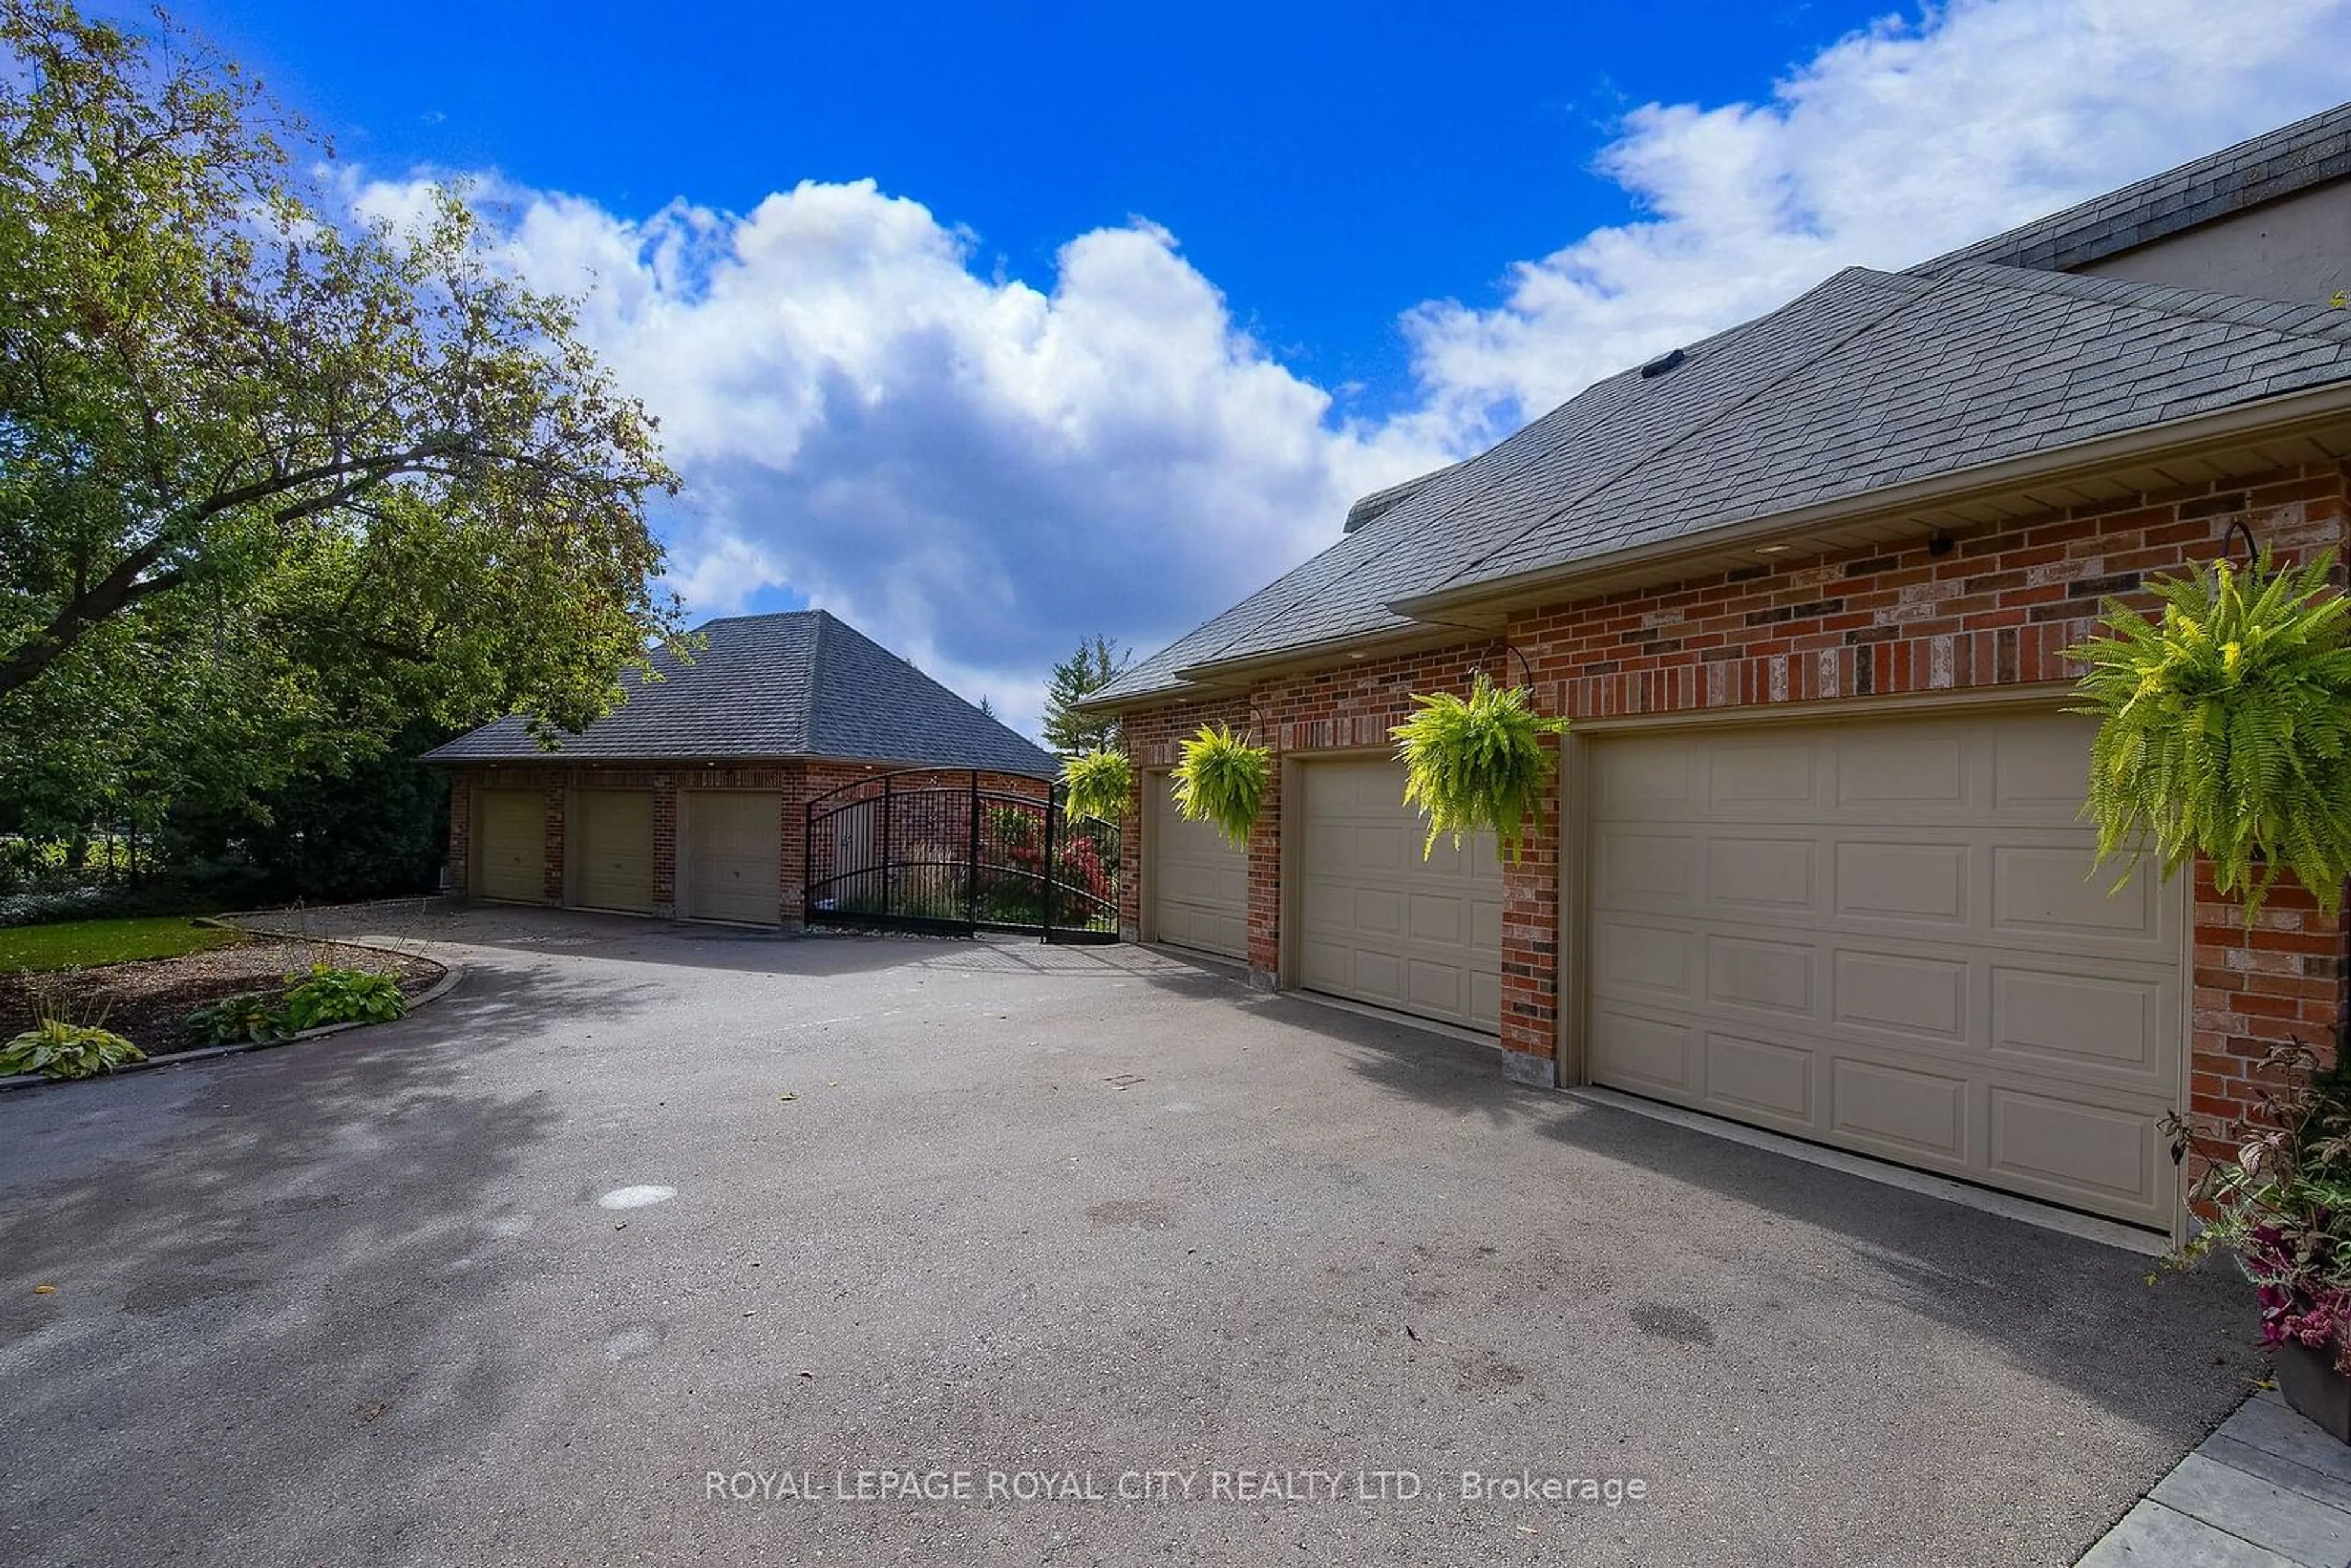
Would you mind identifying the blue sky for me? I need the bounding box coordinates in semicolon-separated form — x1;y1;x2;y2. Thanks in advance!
176;0;1889;416
156;2;2351;729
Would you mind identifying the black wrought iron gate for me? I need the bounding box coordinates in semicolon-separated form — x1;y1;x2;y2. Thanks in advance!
804;769;1120;943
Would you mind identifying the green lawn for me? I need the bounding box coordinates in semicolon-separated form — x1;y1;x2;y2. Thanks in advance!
0;916;244;972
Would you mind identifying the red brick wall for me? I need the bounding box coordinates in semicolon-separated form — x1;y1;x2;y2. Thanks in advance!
653;779;678;909
539;786;565;903
786;762;890;923
443;759;964;926
445;782;472;898
2191;870;2349;1133
1116;463;2351;1106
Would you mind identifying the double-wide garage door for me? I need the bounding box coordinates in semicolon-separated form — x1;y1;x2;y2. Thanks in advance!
1299;759;1502;1033
1586;709;2183;1226
1148;776;1248;960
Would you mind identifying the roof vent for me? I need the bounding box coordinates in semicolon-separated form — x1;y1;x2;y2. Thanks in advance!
1638;348;1687;380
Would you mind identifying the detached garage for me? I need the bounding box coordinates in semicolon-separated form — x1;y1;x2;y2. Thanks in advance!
1584;708;2183;1226
428;609;1056;923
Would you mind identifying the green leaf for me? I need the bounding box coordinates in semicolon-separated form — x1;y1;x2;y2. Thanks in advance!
1060;748;1133;825
1172;724;1269;848
2070;548;2351;924
1389;673;1569;863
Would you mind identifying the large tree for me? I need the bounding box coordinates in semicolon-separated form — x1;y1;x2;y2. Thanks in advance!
0;0;680;797
1041;634;1131;755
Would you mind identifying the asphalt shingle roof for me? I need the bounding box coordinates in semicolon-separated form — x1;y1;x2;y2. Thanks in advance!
1095;260;2351;705
424;610;1056;776
1927;102;2351;276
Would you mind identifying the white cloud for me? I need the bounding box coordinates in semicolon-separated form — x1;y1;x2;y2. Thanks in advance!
349;0;2351;734
1407;0;2351;432
349;173;1449;734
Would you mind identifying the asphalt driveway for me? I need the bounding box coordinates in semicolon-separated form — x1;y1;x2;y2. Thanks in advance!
0;906;2252;1566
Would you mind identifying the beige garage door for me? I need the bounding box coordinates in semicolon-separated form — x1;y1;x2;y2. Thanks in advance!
571;789;655;913
1586;708;2184;1227
1300;758;1503;1032
476;788;544;904
1149;775;1247;959
684;792;782;925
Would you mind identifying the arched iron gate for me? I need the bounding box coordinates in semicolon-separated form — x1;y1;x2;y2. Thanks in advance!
804;769;1119;943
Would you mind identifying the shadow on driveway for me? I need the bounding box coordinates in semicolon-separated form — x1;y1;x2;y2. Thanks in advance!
0;964;632;1555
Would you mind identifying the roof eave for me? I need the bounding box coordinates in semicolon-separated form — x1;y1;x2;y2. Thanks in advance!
1071;620;1510;715
431;747;1054;775
1107;383;2351;705
1068;676;1248;718
1385;381;2351;622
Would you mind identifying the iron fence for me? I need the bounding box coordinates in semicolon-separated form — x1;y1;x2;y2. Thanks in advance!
804;769;1119;943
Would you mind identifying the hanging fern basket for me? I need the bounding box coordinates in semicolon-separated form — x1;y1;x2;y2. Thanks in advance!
2071;547;2351;923
1060;748;1133;825
1390;672;1570;863
1172;723;1270;849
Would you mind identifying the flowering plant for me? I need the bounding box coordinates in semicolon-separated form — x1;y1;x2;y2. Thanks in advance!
2158;1041;2351;1373
1053;833;1114;904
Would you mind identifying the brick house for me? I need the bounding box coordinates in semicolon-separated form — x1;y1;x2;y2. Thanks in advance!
1081;105;2351;1232
427;609;1053;926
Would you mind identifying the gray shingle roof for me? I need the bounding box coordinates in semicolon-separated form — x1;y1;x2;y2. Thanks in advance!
1093;261;2351;705
1344;463;1461;534
424;610;1056;775
1925;102;2351;275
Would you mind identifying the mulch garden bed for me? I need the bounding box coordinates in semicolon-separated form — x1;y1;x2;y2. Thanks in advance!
0;932;446;1059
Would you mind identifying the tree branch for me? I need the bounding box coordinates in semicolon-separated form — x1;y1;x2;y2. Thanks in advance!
0;542;184;699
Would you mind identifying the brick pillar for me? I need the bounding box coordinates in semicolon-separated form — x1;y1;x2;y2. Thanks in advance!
1245;762;1281;989
778;762;811;931
542;786;566;904
1496;752;1562;1085
652;776;678;918
1119;762;1143;942
444;773;471;901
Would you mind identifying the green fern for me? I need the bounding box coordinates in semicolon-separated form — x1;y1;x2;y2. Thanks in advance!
1390;673;1570;862
1060;748;1133;825
1172;724;1270;848
2071;548;2351;923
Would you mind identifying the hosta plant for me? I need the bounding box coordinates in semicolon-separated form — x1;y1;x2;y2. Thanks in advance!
2071;549;2351;921
2;1016;145;1080
279;967;409;1031
1172;724;1270;849
186;992;291;1048
1061;748;1133;825
1390;673;1570;861
2156;1042;2351;1376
